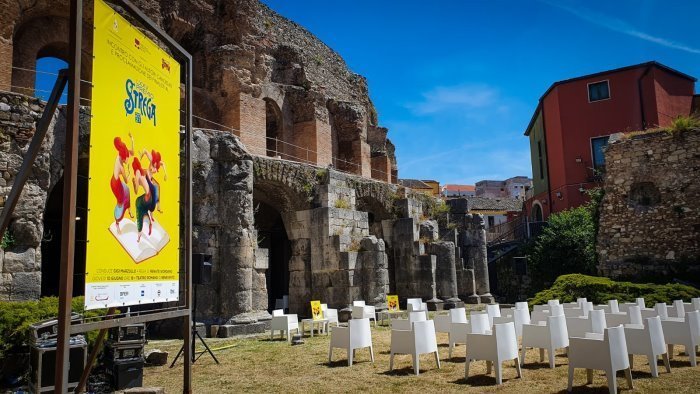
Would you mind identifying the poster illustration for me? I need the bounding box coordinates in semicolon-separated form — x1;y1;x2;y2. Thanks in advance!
85;0;180;309
310;300;323;320
387;295;399;312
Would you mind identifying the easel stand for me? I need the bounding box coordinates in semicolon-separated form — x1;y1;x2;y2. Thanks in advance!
170;285;219;366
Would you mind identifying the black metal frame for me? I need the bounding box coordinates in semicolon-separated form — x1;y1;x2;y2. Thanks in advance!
0;0;193;392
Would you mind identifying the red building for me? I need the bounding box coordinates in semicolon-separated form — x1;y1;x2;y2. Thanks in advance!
524;61;697;221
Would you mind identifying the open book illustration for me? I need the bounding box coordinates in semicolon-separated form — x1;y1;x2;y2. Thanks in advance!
109;219;170;263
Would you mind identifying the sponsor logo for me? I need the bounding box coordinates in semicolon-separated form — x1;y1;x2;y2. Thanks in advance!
119;291;129;297
95;294;110;301
140;290;145;297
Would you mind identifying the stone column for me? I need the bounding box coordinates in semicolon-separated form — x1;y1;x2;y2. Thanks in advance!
464;214;493;303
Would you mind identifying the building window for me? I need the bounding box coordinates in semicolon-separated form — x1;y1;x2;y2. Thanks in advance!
588;80;610;102
488;216;495;227
591;136;610;170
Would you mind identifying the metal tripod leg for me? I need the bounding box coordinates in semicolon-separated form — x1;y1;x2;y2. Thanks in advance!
194;329;219;364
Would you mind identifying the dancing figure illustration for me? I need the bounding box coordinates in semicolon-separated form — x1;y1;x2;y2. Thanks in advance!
111;134;134;233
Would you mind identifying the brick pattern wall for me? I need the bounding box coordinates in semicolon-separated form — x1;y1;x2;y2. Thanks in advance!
0;39;12;92
597;129;700;280
238;93;266;156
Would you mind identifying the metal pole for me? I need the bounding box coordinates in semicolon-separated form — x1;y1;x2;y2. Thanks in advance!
75;307;116;393
182;39;194;394
55;0;82;392
0;70;67;238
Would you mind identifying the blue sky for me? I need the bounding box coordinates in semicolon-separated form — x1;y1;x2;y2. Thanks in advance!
259;0;700;184
36;1;700;185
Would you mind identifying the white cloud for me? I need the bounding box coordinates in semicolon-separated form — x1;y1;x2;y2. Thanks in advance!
407;84;500;115
543;0;700;55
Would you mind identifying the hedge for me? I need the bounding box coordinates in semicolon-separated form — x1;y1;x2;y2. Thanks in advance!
529;274;700;307
0;297;109;359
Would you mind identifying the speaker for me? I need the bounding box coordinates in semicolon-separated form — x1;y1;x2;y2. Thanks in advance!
193;253;212;285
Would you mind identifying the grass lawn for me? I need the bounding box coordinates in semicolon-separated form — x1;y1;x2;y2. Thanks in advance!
144;324;700;393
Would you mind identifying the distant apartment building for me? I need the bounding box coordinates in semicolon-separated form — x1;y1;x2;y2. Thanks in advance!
399;179;440;196
441;184;476;198
475;176;532;199
524;61;698;221
447;197;523;229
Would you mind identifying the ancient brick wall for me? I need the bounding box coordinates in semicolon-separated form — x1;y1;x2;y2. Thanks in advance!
597;128;700;281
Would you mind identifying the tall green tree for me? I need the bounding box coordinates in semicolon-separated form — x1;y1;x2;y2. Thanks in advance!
528;204;597;288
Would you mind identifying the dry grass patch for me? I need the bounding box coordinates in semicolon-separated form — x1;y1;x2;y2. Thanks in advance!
144;325;700;393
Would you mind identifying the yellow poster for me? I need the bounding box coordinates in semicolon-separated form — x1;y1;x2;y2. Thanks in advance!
310;301;323;320
85;0;181;309
387;295;399;312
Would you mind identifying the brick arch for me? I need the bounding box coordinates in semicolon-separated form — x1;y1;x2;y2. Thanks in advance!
252;156;319;214
10;15;93;100
351;180;397;219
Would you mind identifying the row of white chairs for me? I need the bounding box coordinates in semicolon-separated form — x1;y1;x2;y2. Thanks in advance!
274;297;700;392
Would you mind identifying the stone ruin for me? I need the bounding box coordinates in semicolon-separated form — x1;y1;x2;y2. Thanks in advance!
0;0;492;333
597;128;700;282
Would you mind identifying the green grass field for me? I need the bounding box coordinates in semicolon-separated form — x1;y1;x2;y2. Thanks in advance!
144;324;700;393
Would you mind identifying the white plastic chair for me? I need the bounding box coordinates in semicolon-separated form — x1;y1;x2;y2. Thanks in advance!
352;305;377;327
391;311;427;331
270;309;299;342
521;313;569;368
624;314;670;377
515;301;529;310
406;298;428;318
691;298;700;312
567;325;633;394
563;302;592;318
531;303;564;324
465;321;522;385
655;302;684;322
485;304;502;327
493;307;530;338
435;307;466;337
389;319;440;375
274;295;289;311
566;309;607;338
329;318;374;366
662;310;700;366
322;303;339;328
449;312;490;358
670;299;686;319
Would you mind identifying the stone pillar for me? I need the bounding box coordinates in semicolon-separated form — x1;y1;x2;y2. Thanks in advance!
464;214;493;303
357;236;390;304
288;238;311;314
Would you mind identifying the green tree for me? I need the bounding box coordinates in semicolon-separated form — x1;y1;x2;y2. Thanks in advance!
528;205;597;289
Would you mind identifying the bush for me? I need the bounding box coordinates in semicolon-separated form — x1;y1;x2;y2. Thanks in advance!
669;114;700;133
529;274;700;307
0;297;109;359
527;205;596;289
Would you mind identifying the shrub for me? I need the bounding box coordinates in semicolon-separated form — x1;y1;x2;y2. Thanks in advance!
527;205;596;289
529;274;700;307
669;114;700;133
334;198;350;209
0;297;110;359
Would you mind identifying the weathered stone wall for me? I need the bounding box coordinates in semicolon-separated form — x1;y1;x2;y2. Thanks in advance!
597;128;700;281
0;92;74;300
0;0;398;183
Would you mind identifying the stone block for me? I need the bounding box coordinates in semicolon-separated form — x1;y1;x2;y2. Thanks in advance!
218;321;269;337
145;350;169;366
3;248;37;273
255;248;269;269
